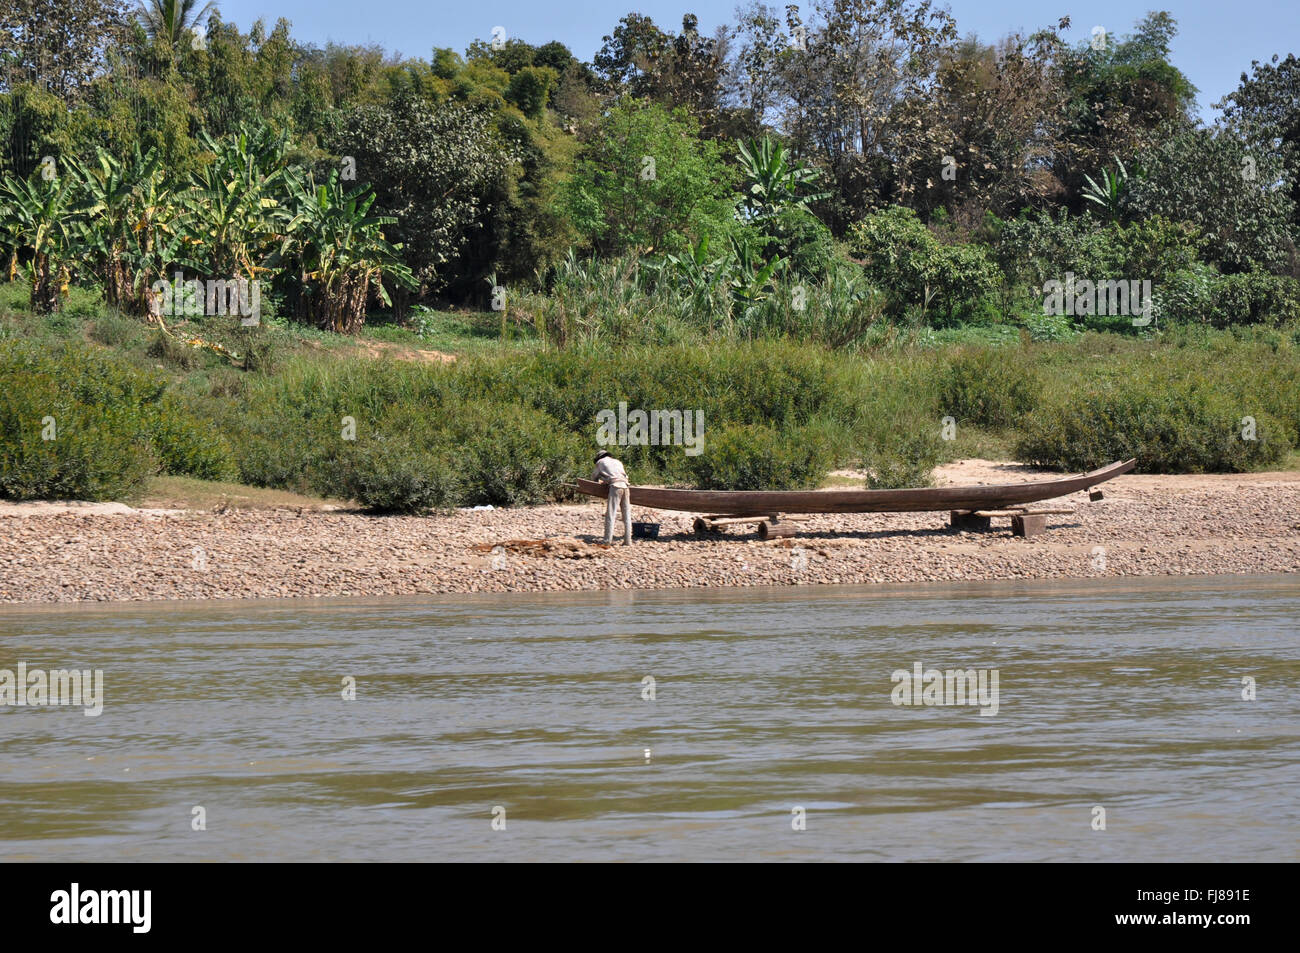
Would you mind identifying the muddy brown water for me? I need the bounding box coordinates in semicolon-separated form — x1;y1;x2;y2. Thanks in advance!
1;574;1296;861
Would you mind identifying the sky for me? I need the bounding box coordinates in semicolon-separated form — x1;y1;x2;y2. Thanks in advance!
212;0;1300;121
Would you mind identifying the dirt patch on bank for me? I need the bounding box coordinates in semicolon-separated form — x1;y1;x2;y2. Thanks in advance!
356;341;456;364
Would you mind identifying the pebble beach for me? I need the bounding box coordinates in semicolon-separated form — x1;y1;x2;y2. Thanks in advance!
2;463;1298;604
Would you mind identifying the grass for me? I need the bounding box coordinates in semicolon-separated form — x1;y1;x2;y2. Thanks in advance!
361;307;540;354
140;475;346;510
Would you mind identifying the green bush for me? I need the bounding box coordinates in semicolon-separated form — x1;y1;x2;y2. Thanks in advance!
232;361;583;509
1022;310;1077;342
1015;382;1292;472
1154;264;1217;323
761;207;837;280
996;212;1120;291
324;439;461;513
0;344;157;500
847;207;1002;323
448;401;583;506
1113;216;1204;282
147;395;240;481
688;422;825;490
861;425;946;489
936;348;1040;429
1207;272;1300;327
997;213;1200;291
1155;268;1300;327
235;419;327;493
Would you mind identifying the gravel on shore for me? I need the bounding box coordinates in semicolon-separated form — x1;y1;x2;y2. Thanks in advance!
2;469;1298;604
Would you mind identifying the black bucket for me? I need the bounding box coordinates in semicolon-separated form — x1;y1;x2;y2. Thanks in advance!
632;522;660;539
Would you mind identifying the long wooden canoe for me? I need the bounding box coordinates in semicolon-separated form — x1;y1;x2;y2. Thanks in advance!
575;459;1135;516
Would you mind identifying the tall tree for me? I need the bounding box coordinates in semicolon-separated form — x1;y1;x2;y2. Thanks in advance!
1052;12;1197;210
911;23;1071;225
775;0;959;233
1219;53;1300;237
594;14;728;133
562;99;737;257
332;91;520;298
135;0;216;46
0;0;131;99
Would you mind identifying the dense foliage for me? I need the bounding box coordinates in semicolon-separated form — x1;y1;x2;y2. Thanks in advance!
1;2;1295;326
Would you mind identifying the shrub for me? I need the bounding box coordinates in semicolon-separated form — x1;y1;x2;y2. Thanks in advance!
147;396;240;481
1113;216;1205;282
1154;268;1300;326
936;348;1040;429
687;422;825;490
995;211;1123;291
1022;310;1076;342
0;345;157;500
1206;272;1300;327
449;401;584;506
236;421;325;493
1153;264;1217;324
761;207;836;280
325;439;460;513
847;207;1002;323
861;425;947;489
1015;382;1292;472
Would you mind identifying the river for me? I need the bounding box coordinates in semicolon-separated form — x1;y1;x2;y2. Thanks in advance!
1;574;1296;861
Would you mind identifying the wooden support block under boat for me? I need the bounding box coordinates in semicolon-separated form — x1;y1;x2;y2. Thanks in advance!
757;521;798;540
1011;513;1048;537
693;513;810;536
702;515;777;528
950;511;991;531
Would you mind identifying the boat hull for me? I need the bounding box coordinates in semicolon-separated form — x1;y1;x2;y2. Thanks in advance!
574;459;1135;516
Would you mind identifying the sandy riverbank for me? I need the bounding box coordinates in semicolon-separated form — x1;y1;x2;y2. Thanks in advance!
2;461;1298;604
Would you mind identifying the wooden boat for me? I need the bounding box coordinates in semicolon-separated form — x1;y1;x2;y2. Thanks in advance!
574;459;1135;516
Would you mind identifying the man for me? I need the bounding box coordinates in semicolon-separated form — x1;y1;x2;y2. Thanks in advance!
591;450;632;545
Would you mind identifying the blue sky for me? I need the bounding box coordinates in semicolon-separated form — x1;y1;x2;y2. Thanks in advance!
214;0;1299;121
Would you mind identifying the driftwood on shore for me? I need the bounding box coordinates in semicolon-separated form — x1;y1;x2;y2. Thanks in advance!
471;538;611;559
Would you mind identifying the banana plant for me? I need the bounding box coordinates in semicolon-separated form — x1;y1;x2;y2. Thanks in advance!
725;232;786;311
662;234;727;298
1082;155;1129;224
181;126;293;283
736;136;829;222
0;170;89;313
0;206;19;282
274;169;416;334
68;146;185;316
